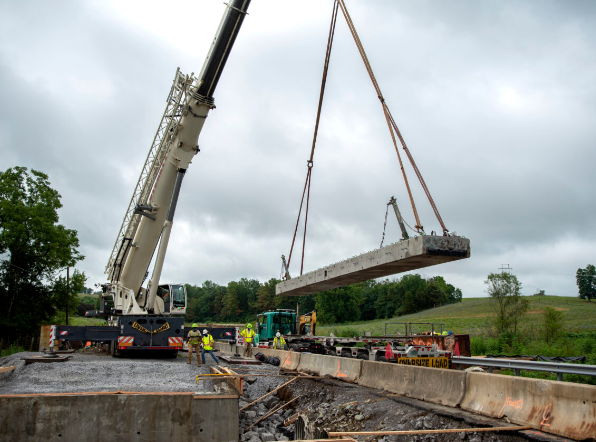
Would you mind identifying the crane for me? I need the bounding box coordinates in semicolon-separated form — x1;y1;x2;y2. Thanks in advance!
53;0;251;356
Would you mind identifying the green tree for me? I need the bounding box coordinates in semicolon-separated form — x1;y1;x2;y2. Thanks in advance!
221;283;241;320
0;167;83;336
485;272;529;334
256;278;278;312
315;286;362;324
359;280;380;321
576;264;596;302
51;269;87;324
396;274;427;315
543;306;564;343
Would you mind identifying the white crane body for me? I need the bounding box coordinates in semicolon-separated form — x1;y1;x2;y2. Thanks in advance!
53;0;251;356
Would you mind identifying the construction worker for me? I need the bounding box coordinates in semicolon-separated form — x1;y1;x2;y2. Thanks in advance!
273;332;286;350
187;324;202;366
240;323;256;357
201;329;219;365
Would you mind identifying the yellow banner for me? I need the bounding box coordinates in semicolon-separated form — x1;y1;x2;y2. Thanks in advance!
131;321;171;334
396;357;449;369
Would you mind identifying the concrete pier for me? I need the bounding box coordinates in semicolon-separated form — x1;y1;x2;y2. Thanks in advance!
276;235;470;296
0;392;239;442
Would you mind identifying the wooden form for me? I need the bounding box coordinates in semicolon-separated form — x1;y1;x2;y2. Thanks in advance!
240;376;301;411
218;355;261;365
22;356;70;364
245;395;301;432
327;425;532;437
208;366;243;395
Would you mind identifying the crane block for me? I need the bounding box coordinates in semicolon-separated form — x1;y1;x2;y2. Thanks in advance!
276;235;470;296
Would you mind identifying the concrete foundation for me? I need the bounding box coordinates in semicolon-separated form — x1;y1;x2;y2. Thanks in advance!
0;392;239;442
276;235;470;296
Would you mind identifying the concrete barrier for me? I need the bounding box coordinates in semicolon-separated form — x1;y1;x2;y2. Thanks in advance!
461;372;596;440
358;360;466;407
0;392;239;442
251;347;286;358
298;353;362;383
213;341;241;355
280;351;301;371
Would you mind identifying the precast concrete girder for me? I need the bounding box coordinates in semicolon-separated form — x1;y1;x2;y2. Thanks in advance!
276;235;470;296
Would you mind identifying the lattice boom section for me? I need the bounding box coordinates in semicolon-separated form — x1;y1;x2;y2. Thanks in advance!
105;69;192;278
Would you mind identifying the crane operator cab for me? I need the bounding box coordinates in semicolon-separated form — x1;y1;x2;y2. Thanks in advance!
156;284;187;315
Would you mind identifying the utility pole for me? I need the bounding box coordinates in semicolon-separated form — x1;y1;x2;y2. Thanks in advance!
66;267;70;326
499;264;512;275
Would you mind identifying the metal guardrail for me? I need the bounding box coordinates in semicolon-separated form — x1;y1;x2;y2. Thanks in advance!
451;356;596;382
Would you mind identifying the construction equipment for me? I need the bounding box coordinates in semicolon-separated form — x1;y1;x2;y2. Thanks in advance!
52;0;251;355
255;309;319;351
250;310;454;365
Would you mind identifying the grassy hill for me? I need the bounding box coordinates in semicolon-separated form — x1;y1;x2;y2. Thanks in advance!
318;296;596;338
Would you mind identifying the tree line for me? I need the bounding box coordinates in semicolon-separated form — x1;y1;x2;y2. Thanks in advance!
4;165;592;340
0;167;85;338
185;274;463;324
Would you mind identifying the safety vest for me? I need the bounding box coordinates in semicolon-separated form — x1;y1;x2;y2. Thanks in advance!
202;334;214;350
273;336;286;349
188;330;201;346
241;329;256;343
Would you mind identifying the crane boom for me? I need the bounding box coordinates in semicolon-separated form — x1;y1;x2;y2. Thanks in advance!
103;0;250;317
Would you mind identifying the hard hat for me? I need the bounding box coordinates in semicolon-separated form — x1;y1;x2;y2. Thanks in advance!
247;323;252;328
192;323;198;328
276;332;281;338
203;329;208;334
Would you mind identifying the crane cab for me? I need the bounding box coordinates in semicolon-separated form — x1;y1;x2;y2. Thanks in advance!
156;283;187;315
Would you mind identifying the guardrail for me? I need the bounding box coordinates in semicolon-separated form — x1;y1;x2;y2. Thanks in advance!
451;356;596;381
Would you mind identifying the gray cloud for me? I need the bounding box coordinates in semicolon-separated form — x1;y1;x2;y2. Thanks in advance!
1;0;595;299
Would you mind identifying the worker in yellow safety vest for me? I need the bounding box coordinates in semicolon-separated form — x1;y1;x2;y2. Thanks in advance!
240;323;256;357
201;330;219;365
273;332;286;350
187;324;202;366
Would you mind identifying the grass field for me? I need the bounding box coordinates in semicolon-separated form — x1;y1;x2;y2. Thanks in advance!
68;317;106;326
317;296;596;338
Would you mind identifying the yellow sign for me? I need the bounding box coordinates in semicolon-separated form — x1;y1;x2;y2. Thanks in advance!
397;357;449;369
131;321;171;334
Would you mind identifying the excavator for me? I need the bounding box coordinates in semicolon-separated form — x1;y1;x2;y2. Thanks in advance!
52;0;251;356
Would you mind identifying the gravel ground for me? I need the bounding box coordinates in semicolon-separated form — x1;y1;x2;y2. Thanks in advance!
0;350;228;394
1;351;557;442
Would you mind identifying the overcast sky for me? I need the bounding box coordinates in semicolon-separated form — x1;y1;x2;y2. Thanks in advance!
1;0;595;298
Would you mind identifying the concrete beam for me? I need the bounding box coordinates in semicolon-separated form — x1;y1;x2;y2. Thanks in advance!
276;235;470;296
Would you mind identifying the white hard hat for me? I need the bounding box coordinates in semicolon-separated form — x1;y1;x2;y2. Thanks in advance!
276;332;281;337
203;329;208;334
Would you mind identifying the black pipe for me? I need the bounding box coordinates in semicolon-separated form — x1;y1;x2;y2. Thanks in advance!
197;0;251;99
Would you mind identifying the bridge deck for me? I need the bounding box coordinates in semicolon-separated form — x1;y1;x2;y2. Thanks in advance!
276;235;470;296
